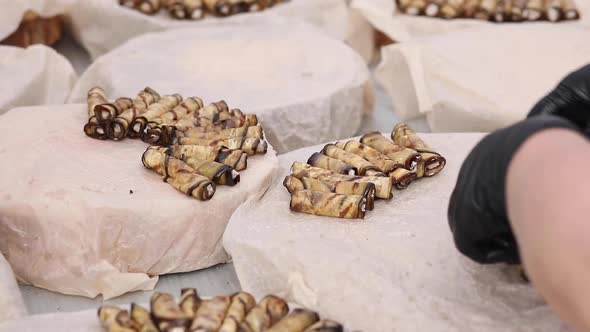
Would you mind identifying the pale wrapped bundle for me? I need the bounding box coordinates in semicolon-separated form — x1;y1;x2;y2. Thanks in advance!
166;0;206;19
110;87;161;140
307;152;358;175
334;140;417;189
290;190;368;220
178;137;268;155
169;144;249;171
141;146;216;200
391;123;446;177
290;161;393;200
283;176;376;210
183;125;264;140
83;87;109;140
129;93;183;138
360;132;424;177
321;144;380;176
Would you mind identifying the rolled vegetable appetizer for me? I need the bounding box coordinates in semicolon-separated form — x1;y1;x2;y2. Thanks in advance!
406;0;427;14
120;0;141;8
493;0;512;22
166;0;205;19
129;94;182;138
266;308;320;332
182;157;240;186
283;176;376;210
290;190;368;219
110;87;161;140
260;295;289;325
391;124;446;177
169;145;248;171
142;97;203;145
204;0;233;16
178;137;267;155
130;303;159;332
142;147;216;201
304;320;344;332
321;144;380;176
179;288;201;318
189;296;231;331
150;293;191;331
425;0;446;16
98;306;126;329
307;152;358;175
219;292;256;332
230;0;260;13
184;125;263;141
440;0;465;18
290;162;393;200
562;0;580;19
474;0;496;19
360;132;424;177
544;0;562;20
94;97;134;124
334;140;403;175
463;0;481;17
84;87;109;140
510;0;528;20
137;0;162;14
240;306;272;332
524;0;543;20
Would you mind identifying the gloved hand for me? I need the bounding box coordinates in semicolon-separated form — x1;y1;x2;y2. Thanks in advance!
529;64;590;134
448;115;577;264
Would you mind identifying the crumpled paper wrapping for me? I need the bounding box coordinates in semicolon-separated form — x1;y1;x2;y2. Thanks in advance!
0;45;76;115
68;18;370;154
224;133;567;331
66;0;374;62
0;104;278;299
0;0;74;41
375;25;590;131
0;253;26;323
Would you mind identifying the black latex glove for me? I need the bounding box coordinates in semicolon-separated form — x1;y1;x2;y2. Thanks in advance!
448;115;578;264
529;64;590;134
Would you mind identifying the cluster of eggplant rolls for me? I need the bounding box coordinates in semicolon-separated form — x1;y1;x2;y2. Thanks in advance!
397;0;580;22
119;0;288;20
284;124;446;220
98;289;344;332
83;87;268;201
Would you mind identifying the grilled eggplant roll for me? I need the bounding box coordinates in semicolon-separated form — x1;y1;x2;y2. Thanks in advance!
178;137;267;155
524;0;543;20
84;87;109;139
204;0;233;16
189;296;232;331
283;176;376;211
425;0;446;16
391;124;446;177
130;303;159;332
183;126;264;140
166;0;205;19
129;94;182;138
142;146;216;200
266;308;320;332
98;306;125;328
136;0;162;14
218;292;257;332
290;190;368;219
150;293;192;331
142;96;203;145
510;0;528;20
291;162;393;200
440;0;465;18
168;145;248;171
179;288;202;318
474;0;497;19
120;0;141;8
94;97;134;124
562;0;580;19
110;87;161;140
321;144;381;176
307;152;358;175
304;320;344;332
406;0;427;15
360;132;424;177
463;0;482;17
183;158;240;186
334;140;403;175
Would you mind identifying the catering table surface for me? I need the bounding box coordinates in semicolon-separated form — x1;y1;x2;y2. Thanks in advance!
18;34;429;315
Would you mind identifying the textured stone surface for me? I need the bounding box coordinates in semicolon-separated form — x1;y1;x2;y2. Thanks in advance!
224;133;567;331
68;17;370;153
0;104;278;299
0;253;26;323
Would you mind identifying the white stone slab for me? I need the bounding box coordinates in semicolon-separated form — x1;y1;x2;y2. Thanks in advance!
66;0;373;62
224;133;567;331
0;45;76;115
0;104;278;300
69;17;370;153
